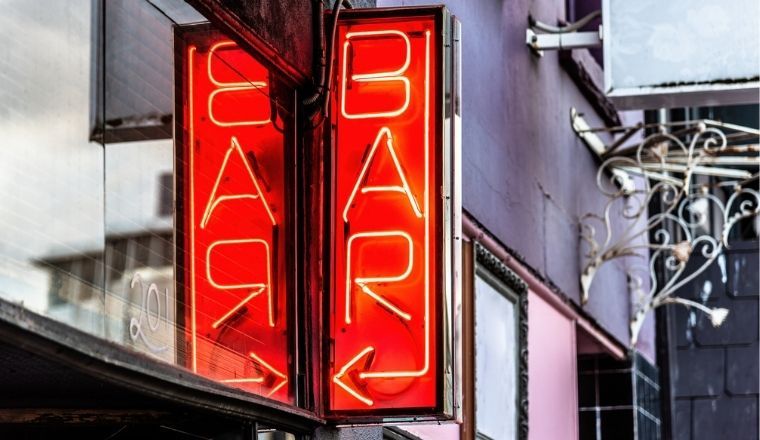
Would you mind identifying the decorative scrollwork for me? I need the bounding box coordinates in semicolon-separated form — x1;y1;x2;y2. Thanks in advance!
579;120;759;346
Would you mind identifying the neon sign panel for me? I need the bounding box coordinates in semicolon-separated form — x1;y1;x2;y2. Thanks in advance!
178;29;294;404
176;9;458;418
328;9;456;415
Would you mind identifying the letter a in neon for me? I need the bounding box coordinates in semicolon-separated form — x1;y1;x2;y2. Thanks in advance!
342;127;423;223
200;136;276;229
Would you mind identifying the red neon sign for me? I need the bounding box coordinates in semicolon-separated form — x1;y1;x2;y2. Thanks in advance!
329;13;443;412
179;30;293;404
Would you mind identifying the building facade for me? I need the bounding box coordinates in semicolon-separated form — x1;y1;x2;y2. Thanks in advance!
10;0;756;439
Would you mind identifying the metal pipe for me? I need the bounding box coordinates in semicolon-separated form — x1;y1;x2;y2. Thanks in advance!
303;0;327;108
303;0;352;119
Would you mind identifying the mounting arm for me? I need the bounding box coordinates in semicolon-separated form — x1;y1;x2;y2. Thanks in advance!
526;10;602;56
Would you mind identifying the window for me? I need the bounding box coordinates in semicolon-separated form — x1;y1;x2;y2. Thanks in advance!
0;0;304;410
463;243;529;440
0;0;105;328
475;274;518;439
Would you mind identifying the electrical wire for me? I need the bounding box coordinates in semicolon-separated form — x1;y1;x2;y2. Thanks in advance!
304;0;353;126
302;0;327;108
322;0;353;117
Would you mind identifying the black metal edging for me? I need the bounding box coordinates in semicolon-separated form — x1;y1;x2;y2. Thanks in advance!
321;5;456;423
0;298;324;433
184;0;310;86
474;243;529;440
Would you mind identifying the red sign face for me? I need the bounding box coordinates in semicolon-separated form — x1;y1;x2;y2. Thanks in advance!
329;14;442;412
179;30;293;404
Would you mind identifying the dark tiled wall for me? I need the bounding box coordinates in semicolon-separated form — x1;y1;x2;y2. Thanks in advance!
668;242;759;440
578;352;661;440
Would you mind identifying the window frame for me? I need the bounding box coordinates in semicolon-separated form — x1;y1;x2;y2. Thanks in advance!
462;241;529;440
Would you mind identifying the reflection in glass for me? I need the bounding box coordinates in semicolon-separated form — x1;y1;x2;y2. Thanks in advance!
0;0;190;363
0;0;105;335
97;0;188;366
0;0;301;406
104;140;175;361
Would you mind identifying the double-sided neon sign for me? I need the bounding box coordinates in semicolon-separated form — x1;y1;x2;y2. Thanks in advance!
328;8;457;415
177;6;459;420
179;29;294;404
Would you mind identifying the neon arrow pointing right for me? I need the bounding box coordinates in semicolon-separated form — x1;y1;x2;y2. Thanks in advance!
249;351;288;397
219;350;288;398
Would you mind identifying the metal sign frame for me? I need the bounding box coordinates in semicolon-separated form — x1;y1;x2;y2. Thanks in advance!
174;23;306;409
324;6;462;423
602;0;760;110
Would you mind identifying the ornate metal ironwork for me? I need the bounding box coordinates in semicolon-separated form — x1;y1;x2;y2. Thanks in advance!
578;118;759;346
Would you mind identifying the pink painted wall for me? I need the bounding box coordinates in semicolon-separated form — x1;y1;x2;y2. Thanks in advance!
399;424;460;440
528;290;578;440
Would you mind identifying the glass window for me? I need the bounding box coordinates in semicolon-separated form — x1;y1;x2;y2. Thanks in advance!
475;273;519;440
101;0;198;365
0;0;300;408
0;0;105;333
